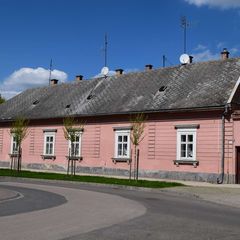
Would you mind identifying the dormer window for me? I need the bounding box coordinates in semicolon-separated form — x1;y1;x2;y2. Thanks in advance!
32;100;39;105
87;94;93;100
159;86;167;92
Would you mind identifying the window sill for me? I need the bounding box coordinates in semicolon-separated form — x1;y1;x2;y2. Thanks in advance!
112;157;131;164
65;156;83;161
173;160;199;168
9;153;20;158
41;155;56;160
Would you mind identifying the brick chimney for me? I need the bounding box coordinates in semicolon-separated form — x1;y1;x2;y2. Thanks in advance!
115;69;124;75
221;48;229;60
145;64;153;71
76;75;83;81
50;79;58;86
189;56;193;63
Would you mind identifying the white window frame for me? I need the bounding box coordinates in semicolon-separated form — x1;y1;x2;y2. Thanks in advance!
114;130;131;159
43;132;56;156
68;131;82;157
177;128;197;161
11;134;19;154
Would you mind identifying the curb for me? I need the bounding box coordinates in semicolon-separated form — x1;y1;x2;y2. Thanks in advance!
0;176;180;193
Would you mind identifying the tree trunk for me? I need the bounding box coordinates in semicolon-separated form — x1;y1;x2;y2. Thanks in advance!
136;149;139;181
134;145;137;180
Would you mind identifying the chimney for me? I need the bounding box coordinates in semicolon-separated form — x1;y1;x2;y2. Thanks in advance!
76;75;83;81
115;69;124;75
50;79;58;86
145;64;153;71
221;48;229;60
189;56;193;63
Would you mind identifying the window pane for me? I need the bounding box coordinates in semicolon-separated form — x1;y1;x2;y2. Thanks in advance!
187;144;193;158
49;143;53;154
181;144;186;157
123;135;128;142
46;143;49;154
75;147;79;156
46;136;50;142
188;134;193;142
118;136;122;142
181;135;186;142
123;144;128;156
118;144;122;156
50;136;53;142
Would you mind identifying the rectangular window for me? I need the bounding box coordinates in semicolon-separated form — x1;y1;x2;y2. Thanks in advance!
11;135;19;154
115;130;130;159
68;132;82;157
44;132;55;156
177;129;196;161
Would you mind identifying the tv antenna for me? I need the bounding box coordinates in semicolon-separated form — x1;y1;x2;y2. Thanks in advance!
104;33;108;67
180;16;190;54
48;59;53;86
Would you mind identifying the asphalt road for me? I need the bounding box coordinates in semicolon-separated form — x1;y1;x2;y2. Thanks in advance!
0;178;240;240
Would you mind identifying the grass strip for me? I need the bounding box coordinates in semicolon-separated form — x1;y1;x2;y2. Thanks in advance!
0;169;184;188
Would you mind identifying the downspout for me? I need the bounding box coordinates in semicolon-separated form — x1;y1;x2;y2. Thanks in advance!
217;104;229;184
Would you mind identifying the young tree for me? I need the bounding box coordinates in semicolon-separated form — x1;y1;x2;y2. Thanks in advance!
130;113;146;180
0;94;5;104
10;117;29;172
63;116;85;176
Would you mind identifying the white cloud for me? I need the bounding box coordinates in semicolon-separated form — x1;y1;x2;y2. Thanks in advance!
184;0;240;9
0;67;67;99
217;42;225;49
192;49;219;62
230;47;239;54
191;43;239;62
124;68;139;73
194;44;207;51
93;70;116;78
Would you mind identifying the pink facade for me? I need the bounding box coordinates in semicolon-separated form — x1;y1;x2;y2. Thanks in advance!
1;110;238;183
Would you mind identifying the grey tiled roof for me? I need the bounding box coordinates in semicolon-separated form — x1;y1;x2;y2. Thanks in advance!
1;58;240;120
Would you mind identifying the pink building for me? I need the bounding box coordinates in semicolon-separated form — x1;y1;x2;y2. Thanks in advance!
1;49;240;183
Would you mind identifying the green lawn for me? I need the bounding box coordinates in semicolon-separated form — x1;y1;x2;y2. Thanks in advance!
0;169;184;188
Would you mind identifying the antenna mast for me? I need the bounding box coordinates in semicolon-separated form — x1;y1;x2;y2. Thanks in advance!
104;33;108;67
162;55;166;67
180;16;189;54
48;59;53;86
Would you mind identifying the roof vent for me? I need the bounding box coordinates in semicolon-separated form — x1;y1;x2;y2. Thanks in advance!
50;79;58;85
189;56;193;63
159;86;167;92
221;48;229;60
87;94;93;100
145;64;153;71
76;75;83;81
115;69;124;75
32;100;39;105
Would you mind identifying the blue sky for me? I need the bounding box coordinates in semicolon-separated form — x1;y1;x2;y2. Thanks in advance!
1;0;240;99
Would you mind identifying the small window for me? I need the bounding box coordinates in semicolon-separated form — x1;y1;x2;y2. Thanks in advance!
159;86;167;92
68;131;82;157
32;100;39;105
114;130;130;159
65;104;71;109
87;94;93;100
11;134;19;154
177;128;196;161
43;132;55;156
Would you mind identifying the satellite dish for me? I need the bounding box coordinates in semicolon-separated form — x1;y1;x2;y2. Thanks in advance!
179;54;190;64
101;66;109;76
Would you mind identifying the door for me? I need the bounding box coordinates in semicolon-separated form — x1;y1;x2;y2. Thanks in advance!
236;147;240;184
